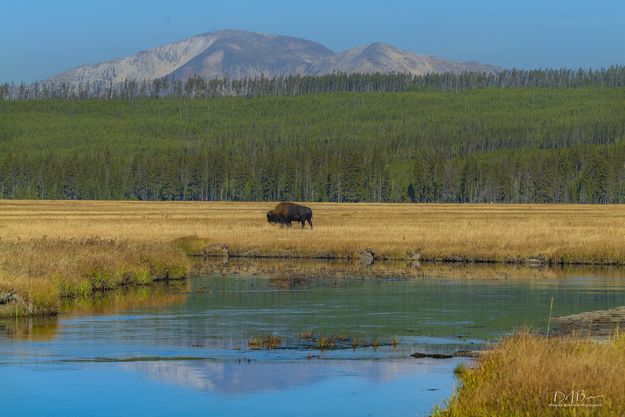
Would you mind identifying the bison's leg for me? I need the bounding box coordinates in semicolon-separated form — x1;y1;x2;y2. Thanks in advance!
307;218;313;229
300;220;305;228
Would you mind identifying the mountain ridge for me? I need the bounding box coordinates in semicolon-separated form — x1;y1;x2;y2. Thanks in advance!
48;29;501;84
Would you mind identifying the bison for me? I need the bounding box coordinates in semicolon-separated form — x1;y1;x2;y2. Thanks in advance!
267;202;313;229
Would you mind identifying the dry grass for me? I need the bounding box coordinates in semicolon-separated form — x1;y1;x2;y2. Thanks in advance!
2;201;625;263
1;283;189;340
0;270;58;317
0;237;190;317
2;200;625;316
435;331;625;417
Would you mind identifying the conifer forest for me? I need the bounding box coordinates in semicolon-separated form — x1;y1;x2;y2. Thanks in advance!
2;71;625;203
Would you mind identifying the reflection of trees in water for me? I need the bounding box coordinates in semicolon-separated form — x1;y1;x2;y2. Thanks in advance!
0;317;59;341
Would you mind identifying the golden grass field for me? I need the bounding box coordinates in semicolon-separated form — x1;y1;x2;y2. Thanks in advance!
2;200;625;316
3;200;625;262
435;331;625;417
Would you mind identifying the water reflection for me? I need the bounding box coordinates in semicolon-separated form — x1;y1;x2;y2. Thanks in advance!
1;281;188;343
2;261;625;417
62;280;190;316
0;317;59;341
3;261;625;350
120;358;446;395
1;359;461;417
195;257;625;282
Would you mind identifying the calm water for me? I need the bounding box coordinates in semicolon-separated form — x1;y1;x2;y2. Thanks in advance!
2;262;625;417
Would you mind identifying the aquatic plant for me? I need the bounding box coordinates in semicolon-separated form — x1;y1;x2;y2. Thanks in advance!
372;338;380;350
316;336;336;350
248;335;281;350
298;330;314;340
391;337;399;348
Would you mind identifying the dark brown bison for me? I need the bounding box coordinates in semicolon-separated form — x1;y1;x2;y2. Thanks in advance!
267;202;313;229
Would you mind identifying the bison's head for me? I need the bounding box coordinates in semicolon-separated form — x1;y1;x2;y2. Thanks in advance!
267;211;277;225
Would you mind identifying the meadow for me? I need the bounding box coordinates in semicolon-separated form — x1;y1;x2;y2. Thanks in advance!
2;200;625;316
435;331;625;417
2;200;625;262
2;200;624;416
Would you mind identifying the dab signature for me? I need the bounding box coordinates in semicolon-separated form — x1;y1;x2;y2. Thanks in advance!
549;390;605;407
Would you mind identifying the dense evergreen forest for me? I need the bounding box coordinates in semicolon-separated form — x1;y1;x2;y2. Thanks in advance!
3;67;625;100
1;87;625;203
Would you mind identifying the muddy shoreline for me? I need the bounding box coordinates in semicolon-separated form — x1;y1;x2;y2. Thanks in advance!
188;245;625;267
5;255;625;318
553;306;625;337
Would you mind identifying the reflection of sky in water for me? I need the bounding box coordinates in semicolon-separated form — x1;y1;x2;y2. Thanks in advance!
2;359;463;417
2;267;625;417
119;358;451;395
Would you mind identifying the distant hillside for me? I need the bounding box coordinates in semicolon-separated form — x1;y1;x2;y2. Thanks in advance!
314;42;496;75
2;89;625;203
48;29;500;84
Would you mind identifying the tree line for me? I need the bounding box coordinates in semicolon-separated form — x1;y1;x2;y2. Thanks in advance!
1;88;625;203
3;67;625;100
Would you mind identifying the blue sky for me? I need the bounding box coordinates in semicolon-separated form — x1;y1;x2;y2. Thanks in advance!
2;0;625;82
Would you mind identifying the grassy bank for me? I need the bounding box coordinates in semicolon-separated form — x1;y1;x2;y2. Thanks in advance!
434;331;625;416
3;200;625;315
0;237;190;317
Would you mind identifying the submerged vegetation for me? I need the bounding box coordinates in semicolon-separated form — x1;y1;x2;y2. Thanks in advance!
248;335;282;350
434;331;625;417
297;330;389;351
245;331;397;351
2;88;625;203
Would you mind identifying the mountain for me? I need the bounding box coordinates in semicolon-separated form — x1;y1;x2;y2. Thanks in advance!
48;30;500;84
170;30;333;80
315;42;498;75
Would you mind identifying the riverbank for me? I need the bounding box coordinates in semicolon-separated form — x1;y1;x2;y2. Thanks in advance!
434;330;625;416
0;238;190;317
553;306;625;337
3;248;624;416
3;200;625;316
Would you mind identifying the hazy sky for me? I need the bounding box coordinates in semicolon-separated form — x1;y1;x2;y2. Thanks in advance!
3;0;625;82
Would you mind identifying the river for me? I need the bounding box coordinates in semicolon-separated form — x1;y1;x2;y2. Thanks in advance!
2;261;625;417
